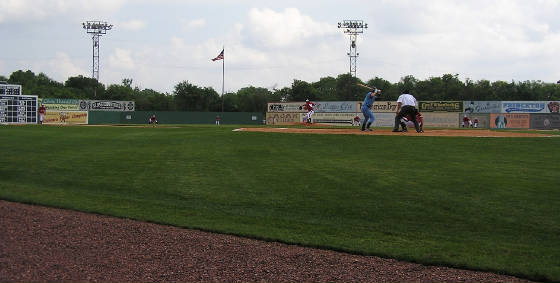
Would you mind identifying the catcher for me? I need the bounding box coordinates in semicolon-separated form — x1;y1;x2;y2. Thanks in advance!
402;112;424;132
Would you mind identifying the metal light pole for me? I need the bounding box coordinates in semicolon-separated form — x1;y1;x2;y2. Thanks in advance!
338;20;367;77
82;21;113;82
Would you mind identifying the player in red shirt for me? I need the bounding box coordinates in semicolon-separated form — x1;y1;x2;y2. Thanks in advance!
302;99;315;124
462;115;471;128
402;112;424;132
353;115;361;126
38;104;46;124
149;114;158;127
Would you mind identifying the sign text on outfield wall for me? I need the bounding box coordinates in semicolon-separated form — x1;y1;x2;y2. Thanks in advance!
80;100;135;111
43;110;88;125
268;102;306;113
463;101;502;113
490;113;530;129
370;101;399;113
266;113;301;125
500;101;560;114
39;98;80;110
268;101;359;113
419;101;462;112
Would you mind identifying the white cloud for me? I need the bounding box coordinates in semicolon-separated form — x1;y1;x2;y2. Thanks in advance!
0;0;127;23
26;52;88;82
181;18;206;30
109;48;135;70
247;7;337;48
119;19;145;31
359;0;560;83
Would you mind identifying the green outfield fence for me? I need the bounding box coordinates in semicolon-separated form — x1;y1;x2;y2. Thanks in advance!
88;111;265;125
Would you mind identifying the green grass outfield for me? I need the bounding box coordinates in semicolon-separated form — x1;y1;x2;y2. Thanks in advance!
1;124;559;281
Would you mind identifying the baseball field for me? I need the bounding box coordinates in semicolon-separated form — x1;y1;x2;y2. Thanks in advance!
1;124;559;281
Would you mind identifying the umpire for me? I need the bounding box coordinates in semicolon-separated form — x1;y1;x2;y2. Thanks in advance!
392;90;423;133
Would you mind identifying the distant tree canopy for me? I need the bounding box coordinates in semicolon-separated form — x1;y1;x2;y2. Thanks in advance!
4;69;560;112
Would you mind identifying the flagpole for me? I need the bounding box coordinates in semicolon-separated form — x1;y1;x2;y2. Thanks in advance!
221;46;224;112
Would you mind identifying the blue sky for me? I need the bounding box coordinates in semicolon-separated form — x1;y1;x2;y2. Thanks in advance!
1;0;559;94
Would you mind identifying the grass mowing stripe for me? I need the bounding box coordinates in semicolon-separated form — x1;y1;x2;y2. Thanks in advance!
0;125;558;281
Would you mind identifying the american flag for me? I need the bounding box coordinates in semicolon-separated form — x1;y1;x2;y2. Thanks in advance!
211;49;224;61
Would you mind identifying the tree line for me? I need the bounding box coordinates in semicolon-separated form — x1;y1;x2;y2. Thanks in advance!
2;70;559;112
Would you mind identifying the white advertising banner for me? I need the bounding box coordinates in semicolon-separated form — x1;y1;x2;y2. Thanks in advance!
500;101;550;113
79;100;135;111
267;101;359;113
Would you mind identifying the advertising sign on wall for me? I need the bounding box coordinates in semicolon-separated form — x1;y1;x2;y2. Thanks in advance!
43;110;88;125
546;101;560;113
79;100;135;111
530;114;560;129
39;98;81;111
463;101;502;113
314;101;359;113
489;113;530;129
267;102;306;113
369;101;399;113
266;112;301;125
419;101;462;112
267;101;359;113
501;101;549;113
501;101;545;113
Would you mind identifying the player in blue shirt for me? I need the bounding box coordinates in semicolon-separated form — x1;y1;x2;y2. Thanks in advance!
360;87;381;131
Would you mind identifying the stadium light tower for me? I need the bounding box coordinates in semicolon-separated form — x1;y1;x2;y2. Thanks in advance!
82;21;113;81
337;20;367;77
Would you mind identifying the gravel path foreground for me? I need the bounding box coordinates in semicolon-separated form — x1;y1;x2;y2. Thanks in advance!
0;200;531;283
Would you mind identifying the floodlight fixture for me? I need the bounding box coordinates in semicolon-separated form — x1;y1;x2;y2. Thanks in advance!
338;20;367;77
82;20;113;81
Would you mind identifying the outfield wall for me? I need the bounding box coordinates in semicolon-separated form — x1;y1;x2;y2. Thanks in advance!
88;111;264;125
29;97;560;129
266;100;560;129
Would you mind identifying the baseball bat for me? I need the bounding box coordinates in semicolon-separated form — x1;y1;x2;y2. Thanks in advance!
356;83;376;90
356;83;381;94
